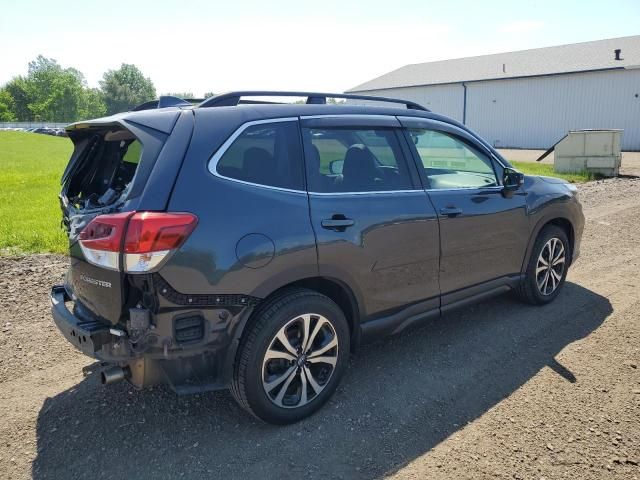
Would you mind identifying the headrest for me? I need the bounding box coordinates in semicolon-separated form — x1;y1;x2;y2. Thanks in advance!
342;144;378;178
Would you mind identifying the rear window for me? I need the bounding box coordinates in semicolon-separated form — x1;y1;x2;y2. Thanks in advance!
215;121;304;190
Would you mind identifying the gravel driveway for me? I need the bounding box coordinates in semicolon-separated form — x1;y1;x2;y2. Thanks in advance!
1;177;639;480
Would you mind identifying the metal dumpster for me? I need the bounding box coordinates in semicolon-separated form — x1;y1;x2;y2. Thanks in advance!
554;129;622;177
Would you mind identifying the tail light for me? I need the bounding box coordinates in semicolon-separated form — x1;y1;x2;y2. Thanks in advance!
124;212;197;272
78;212;132;271
78;212;197;273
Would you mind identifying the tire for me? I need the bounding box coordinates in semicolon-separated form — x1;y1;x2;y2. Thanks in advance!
516;225;570;305
230;288;350;424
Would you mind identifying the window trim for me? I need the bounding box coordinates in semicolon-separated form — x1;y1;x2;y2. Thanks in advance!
207;117;305;194
300;114;401;128
308;189;423;197
207;114;507;195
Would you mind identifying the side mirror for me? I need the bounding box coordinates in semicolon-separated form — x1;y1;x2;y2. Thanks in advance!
329;159;344;175
503;167;524;192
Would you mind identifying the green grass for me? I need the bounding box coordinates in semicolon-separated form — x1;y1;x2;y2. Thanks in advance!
511;160;599;183
0;131;71;254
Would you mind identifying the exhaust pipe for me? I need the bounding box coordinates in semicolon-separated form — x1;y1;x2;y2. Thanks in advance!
100;366;130;385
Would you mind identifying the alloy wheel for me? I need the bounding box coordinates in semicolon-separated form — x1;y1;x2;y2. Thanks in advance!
536;237;566;295
261;314;338;409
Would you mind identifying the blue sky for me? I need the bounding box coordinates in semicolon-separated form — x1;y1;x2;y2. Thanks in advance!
1;0;638;96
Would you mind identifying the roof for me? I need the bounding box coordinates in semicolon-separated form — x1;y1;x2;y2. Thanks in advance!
192;102;438;122
348;35;640;92
68;103;443;133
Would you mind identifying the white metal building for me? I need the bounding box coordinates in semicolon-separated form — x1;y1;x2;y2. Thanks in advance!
347;36;640;151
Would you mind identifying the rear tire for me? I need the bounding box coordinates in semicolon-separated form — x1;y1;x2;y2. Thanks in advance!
230;288;349;424
516;225;570;305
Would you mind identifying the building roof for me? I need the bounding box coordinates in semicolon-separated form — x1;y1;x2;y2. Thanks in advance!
348;35;640;92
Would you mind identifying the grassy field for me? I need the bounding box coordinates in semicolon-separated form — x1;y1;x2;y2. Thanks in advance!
511;160;598;183
0;131;71;254
0;131;597;254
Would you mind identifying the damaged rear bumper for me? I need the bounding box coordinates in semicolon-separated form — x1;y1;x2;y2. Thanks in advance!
50;284;251;393
50;285;112;358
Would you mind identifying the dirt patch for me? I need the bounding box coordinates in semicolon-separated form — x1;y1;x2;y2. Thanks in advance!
1;179;639;479
0;256;71;383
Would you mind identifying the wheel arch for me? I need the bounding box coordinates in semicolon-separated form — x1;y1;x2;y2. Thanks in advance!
222;275;362;384
547;218;574;261
283;276;362;350
522;215;575;273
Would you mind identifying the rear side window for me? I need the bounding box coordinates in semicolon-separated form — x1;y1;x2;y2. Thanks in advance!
215;121;304;190
302;128;414;193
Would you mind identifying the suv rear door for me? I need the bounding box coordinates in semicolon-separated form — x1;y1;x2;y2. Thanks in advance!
301;115;440;320
399;117;528;303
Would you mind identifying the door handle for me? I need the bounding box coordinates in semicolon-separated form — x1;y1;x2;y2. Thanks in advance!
439;207;463;217
321;216;355;231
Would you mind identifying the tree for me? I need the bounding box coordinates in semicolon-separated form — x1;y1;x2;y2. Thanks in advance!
0;89;16;121
2;55;107;122
100;64;156;114
80;88;106;119
4;77;32;121
204;92;216;98
24;56;72;121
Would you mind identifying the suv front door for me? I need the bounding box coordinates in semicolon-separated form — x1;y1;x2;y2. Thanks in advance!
301;115;441;321
399;117;528;305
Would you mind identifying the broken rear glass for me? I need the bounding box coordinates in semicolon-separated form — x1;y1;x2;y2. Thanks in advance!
64;128;142;212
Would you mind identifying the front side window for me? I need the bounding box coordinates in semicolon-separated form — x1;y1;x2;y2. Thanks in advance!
409;129;498;189
215;121;304;190
303;127;413;193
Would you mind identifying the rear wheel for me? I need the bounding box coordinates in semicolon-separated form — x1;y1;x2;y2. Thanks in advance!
230;288;349;424
516;225;569;305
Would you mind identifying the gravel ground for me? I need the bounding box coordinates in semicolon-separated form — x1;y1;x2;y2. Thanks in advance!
1;177;639;480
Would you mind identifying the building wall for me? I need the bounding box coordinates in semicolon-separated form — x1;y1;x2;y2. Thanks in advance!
354;68;640;150
355;84;465;122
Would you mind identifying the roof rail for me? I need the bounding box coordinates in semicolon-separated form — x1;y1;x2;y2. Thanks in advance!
197;91;429;111
131;96;205;112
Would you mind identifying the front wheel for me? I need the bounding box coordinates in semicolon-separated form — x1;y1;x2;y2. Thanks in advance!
516;225;570;305
230;288;350;424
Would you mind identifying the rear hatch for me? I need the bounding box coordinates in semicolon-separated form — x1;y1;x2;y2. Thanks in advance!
61;112;179;324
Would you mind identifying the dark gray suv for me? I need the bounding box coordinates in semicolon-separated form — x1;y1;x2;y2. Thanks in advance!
51;91;584;424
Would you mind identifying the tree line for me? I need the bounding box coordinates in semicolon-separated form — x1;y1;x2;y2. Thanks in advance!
0;55;213;123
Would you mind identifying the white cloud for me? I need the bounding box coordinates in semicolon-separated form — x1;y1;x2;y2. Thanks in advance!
498;20;545;34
